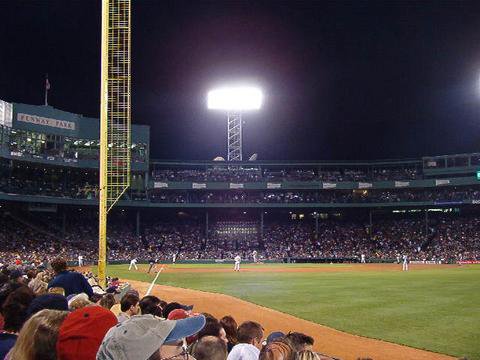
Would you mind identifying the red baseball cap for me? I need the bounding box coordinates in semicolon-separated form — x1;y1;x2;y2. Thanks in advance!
57;305;118;360
168;308;189;320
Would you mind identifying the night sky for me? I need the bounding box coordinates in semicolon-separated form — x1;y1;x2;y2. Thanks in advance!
1;1;480;161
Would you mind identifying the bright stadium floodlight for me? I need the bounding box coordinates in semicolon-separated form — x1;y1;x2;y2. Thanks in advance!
207;86;263;111
207;85;263;161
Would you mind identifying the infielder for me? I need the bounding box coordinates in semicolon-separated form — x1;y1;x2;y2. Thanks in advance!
252;250;258;263
148;258;158;273
360;253;366;264
234;255;241;272
129;258;138;270
402;254;409;271
172;253;177;264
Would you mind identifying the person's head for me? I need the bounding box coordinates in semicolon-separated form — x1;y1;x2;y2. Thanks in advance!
120;293;140;316
192;335;228;360
56;305;118;360
99;293;116;310
259;340;296;360
285;332;314;352
197;317;227;345
51;258;67;274
162;302;193;318
97;314;206;360
27;294;69;316
26;269;37;281
220;315;238;345
139;295;163;316
2;285;36;332
9;309;68;360
298;350;322;360
237;321;264;349
9;269;24;284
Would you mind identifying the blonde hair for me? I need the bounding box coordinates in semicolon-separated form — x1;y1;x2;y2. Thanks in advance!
69;298;92;310
9;309;68;360
297;350;321;360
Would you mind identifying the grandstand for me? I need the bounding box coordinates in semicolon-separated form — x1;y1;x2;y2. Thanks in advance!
0;99;479;265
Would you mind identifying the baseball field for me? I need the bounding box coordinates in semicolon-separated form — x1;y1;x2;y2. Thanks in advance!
106;263;480;360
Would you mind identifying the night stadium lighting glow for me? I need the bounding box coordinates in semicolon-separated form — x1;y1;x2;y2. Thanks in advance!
207;86;263;111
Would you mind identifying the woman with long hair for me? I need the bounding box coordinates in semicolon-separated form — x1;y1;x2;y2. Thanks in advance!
7;309;68;360
219;315;238;352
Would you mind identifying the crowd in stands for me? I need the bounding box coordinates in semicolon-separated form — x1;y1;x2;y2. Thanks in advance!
1;209;479;266
151;166;422;183
0;257;336;360
150;187;480;204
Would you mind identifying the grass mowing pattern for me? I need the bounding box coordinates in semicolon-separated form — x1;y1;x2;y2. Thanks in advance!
109;264;480;359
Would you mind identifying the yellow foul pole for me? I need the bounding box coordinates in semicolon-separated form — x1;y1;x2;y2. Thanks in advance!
98;0;109;288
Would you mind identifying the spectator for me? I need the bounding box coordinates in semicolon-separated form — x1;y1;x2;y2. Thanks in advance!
258;340;296;360
56;306;118;360
220;315;238;352
68;293;92;311
263;331;285;347
197;317;227;344
6;309;68;360
28;271;48;295
227;321;264;360
27;294;69;316
0;286;35;358
48;258;93;297
139;295;163;316
97;314;206;360
192;336;228;360
157;338;196;360
163;302;193;319
117;293;140;323
9;270;24;285
285;332;314;352
298;350;333;360
98;293;116;310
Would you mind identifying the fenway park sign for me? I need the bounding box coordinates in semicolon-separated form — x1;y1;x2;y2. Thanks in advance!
17;113;76;130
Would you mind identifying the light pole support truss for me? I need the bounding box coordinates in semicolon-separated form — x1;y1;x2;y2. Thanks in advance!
227;112;242;161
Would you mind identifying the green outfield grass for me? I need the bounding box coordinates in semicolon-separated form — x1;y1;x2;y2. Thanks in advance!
107;263;480;359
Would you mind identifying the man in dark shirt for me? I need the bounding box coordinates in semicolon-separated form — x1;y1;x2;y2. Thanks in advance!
47;258;93;297
147;258;158;274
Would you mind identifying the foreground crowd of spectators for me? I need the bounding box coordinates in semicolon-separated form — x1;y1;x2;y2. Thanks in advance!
0;257;337;360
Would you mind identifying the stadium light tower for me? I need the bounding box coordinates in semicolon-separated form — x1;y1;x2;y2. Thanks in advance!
207;86;263;161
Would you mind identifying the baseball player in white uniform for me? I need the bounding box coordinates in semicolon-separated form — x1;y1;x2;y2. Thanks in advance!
252;250;258;263
360;254;366;264
129;258;138;270
78;255;84;267
234;255;241;272
172;253;177;264
402;254;409;271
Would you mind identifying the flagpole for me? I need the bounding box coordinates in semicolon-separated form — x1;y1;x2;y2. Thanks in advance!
44;74;49;106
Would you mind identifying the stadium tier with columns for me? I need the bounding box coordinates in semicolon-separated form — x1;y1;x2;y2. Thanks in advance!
1;99;479;265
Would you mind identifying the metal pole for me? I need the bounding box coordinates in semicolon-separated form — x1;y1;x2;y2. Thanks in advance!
98;0;109;288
